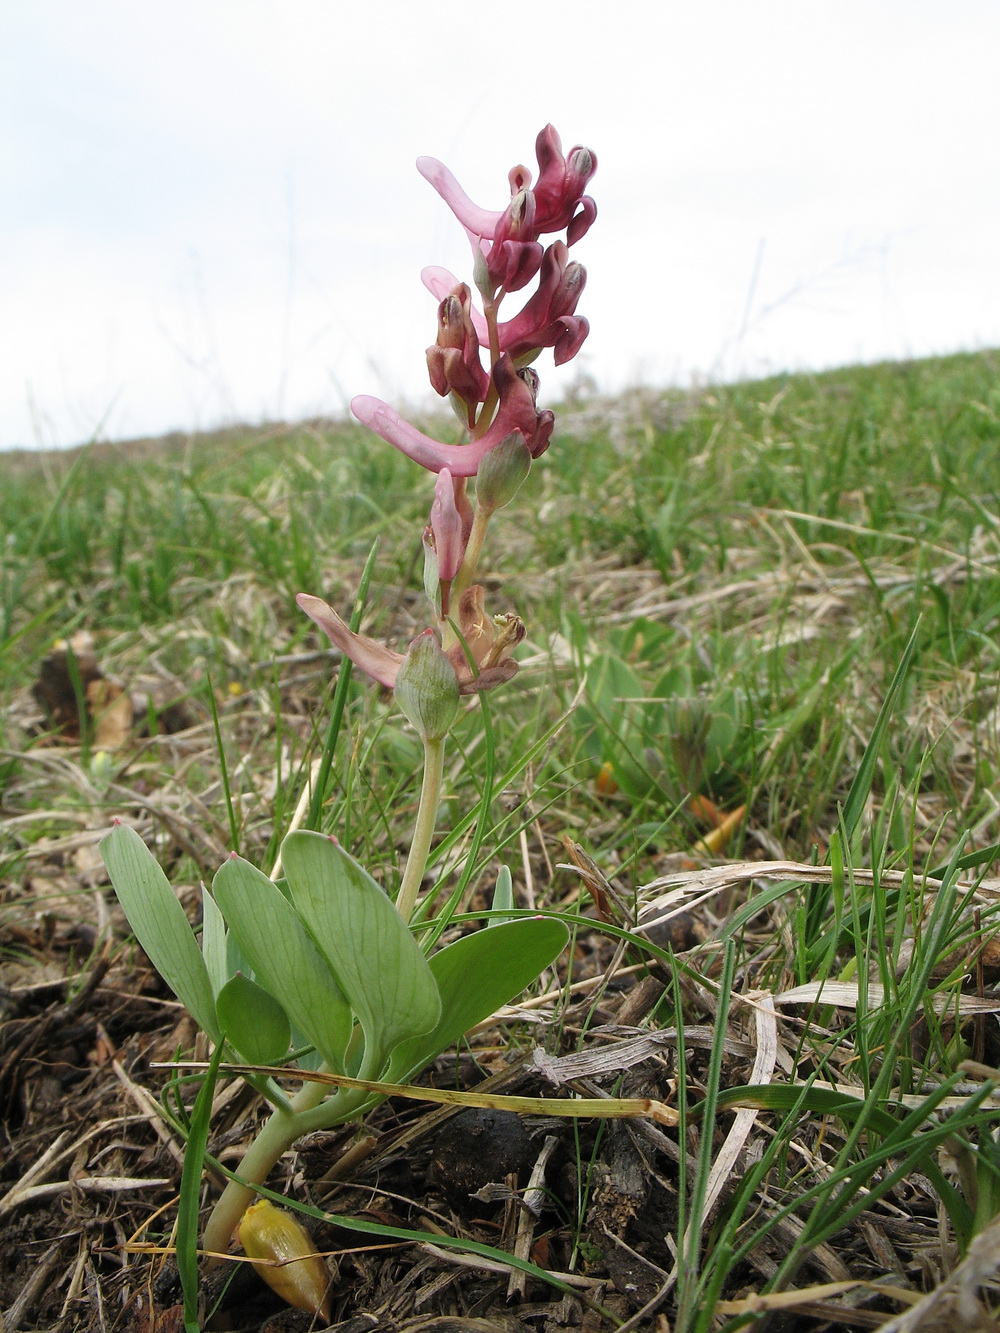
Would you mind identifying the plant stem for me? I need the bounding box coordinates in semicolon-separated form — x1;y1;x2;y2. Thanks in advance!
201;1076;377;1261
201;1077;328;1260
396;735;446;923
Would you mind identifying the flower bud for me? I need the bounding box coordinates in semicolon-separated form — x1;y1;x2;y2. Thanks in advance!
568;145;597;184
237;1200;332;1322
395;630;460;741
430;467;465;583
476;433;532;514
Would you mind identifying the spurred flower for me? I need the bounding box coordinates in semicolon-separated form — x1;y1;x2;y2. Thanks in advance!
421;248;589;368
425;283;490;408
297;584;523;696
416;124;597;248
532;125;598;242
352;355;552;477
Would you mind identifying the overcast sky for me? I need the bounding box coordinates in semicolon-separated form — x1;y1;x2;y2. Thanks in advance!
3;2;998;451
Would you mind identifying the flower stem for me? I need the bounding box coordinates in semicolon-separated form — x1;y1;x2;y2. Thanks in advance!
396;735;446;923
452;504;491;601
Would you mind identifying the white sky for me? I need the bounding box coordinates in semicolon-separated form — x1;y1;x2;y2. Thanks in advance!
2;1;998;451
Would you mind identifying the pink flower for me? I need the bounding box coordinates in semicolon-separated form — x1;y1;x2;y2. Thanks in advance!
493;241;589;365
296;585;523;695
421;247;589;368
351;355;552;477
425;283;490;409
416;124;597;249
532;125;598;243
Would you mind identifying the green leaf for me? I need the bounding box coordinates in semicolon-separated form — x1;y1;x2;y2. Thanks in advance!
216;972;292;1065
101;823;219;1040
212;854;352;1071
488;865;515;926
200;886;230;998
280;831;441;1076
586;651;644;718
388;916;568;1081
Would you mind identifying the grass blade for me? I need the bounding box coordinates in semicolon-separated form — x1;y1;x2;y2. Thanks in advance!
177;1040;225;1332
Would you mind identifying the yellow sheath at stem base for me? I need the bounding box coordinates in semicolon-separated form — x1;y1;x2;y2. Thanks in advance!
237;1199;332;1322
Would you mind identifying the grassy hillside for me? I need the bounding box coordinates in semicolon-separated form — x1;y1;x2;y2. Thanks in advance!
4;348;1000;1329
4;350;999;871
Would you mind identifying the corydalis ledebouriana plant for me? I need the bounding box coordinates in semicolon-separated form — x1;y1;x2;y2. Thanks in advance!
101;126;596;1277
298;126;595;937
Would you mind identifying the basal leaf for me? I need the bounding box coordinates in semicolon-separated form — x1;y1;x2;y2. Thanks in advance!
388;915;568;1081
200;886;229;997
216;973;292;1065
212;854;352;1071
280;831;440;1076
101;823;219;1040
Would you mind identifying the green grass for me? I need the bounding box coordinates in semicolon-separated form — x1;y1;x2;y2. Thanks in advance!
5;349;1000;1327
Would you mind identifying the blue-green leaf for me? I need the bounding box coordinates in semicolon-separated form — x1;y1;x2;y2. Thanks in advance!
488;866;515;926
212;854;352;1071
388;916;568;1081
216;972;292;1065
101;823;219;1040
200;886;230;998
280;831;440;1076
